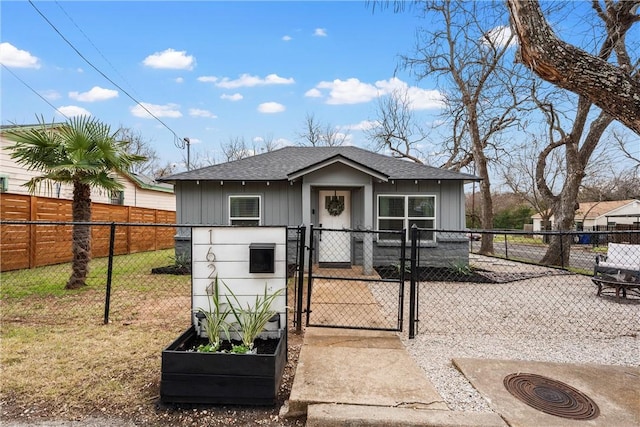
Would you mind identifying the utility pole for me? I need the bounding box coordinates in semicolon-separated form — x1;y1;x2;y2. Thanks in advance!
184;137;191;170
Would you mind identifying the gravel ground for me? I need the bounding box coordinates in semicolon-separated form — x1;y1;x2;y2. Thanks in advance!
391;255;640;412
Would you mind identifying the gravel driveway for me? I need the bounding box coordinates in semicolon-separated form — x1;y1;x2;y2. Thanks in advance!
372;254;639;412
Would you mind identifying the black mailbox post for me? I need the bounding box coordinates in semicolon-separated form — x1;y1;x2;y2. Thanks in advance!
249;243;276;273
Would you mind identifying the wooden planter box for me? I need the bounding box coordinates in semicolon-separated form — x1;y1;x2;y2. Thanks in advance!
160;326;287;405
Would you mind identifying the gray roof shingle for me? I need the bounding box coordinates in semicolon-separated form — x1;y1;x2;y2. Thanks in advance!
161;146;479;182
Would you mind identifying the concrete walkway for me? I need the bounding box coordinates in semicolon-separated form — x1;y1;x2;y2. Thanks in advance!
282;327;507;426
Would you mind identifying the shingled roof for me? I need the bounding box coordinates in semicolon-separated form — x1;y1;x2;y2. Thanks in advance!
161;146;479;182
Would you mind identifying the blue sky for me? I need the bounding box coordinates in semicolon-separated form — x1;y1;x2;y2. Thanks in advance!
2;1;637;181
1;1;449;169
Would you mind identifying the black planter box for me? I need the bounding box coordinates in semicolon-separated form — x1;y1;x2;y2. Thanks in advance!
160;326;287;405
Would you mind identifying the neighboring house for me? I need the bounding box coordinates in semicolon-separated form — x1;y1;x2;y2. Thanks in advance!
531;199;640;231
0;124;175;211
161;146;479;268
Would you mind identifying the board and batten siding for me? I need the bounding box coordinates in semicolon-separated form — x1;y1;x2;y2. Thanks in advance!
176;181;303;226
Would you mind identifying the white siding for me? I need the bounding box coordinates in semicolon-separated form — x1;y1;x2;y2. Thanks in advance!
1;135;175;210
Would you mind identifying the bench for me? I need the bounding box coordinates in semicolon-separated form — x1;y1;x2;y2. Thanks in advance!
593;243;640;299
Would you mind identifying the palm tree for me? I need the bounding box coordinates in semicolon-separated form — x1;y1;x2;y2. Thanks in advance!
4;116;145;289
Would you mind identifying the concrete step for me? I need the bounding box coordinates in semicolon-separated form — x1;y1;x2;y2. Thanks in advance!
284;328;447;417
306;404;508;427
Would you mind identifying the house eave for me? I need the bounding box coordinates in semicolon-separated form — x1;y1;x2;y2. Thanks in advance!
287;155;389;182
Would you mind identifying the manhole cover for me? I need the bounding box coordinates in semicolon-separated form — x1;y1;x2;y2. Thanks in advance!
503;373;599;420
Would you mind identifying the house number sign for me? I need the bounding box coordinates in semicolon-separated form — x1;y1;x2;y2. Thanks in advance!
205;230;217;295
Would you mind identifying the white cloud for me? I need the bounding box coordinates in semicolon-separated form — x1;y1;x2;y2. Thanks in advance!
197;76;218;83
212;73;295;89
221;93;243;101
375;77;444;110
314;28;327;37
304;88;322;98
0;42;40;68
314;78;380;104
69;86;118;102
257;102;285;114
41;90;61;101
143;48;195;70
130;102;182;118
56;105;91;117
282;35;292;41
341;120;378;131
307;77;443;109
483;26;516;48
189;108;217;118
175;77;184;83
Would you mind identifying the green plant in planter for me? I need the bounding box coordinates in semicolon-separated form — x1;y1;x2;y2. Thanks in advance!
225;283;284;353
196;275;231;352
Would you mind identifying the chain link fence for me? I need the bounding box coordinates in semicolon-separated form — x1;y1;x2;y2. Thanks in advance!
410;229;639;339
304;226;405;331
1;222;308;331
2;222;637;341
1;222;191;330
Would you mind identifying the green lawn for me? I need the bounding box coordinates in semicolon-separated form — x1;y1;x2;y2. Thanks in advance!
1;249;179;299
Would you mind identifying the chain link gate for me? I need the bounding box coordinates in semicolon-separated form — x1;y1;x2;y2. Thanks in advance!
304;225;406;331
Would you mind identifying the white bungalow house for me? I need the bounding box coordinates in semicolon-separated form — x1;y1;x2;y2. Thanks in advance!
531;199;640;231
0;124;175;211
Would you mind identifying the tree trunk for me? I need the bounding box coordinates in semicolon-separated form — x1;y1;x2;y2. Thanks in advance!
539;199;576;267
66;182;92;289
506;0;640;135
537;112;613;266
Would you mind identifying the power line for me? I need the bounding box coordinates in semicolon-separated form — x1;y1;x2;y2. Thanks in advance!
53;0;140;100
27;0;186;149
1;64;70;121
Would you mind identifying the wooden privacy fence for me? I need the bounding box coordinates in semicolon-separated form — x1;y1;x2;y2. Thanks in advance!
1;193;176;272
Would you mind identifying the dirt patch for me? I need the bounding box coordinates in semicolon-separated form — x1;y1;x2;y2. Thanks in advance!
375;265;493;283
1;288;305;426
151;265;191;275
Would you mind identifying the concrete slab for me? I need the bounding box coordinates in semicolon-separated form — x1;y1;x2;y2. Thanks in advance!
286;328;447;416
306;404;507;427
453;358;640;427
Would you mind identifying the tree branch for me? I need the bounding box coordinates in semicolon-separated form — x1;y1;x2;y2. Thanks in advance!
506;0;640;135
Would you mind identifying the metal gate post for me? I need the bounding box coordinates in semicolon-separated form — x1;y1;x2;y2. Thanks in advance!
104;222;116;325
305;224;315;326
295;226;306;333
398;229;406;330
408;225;418;339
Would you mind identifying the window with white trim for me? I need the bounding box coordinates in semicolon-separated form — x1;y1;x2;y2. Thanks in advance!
229;195;261;226
377;195;436;241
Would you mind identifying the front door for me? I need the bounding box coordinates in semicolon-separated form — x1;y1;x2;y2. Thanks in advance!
318;190;351;264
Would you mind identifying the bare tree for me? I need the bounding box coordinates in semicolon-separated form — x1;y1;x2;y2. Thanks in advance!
221;136;252;162
522;0;638;266
180;146;216;170
153;161;178;179
507;0;640;135
611;128;640;169
298;113;349;147
501;135;564;228
254;134;280;153
367;89;426;163
116;127;159;176
402;0;530;254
